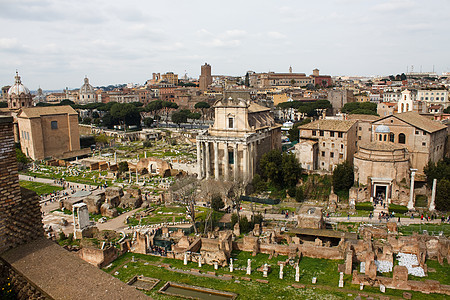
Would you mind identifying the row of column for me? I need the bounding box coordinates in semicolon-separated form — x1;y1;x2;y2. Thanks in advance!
197;140;255;182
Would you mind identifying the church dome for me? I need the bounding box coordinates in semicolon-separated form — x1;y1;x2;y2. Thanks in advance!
80;77;94;94
8;72;30;96
375;124;390;133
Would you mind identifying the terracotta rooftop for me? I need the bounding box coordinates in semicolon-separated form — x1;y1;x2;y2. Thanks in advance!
380;111;447;133
248;102;270;113
358;141;406;151
299;119;357;132
18;105;78;118
346;114;380;121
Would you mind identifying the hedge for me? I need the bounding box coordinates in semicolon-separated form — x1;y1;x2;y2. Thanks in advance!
389;204;408;214
355;201;374;211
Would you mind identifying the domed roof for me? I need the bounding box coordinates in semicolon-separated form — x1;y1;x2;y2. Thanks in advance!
8;72;30;96
375;124;390;133
80;76;94;94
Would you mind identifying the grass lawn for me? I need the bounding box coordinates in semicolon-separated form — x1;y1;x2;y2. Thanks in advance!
104;252;449;299
399;223;450;236
19;180;63;195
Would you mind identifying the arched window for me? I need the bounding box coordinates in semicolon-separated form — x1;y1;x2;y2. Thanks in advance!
398;133;406;144
389;133;394;142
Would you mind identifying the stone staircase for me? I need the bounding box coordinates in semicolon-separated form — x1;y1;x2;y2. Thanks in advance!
373;202;388;216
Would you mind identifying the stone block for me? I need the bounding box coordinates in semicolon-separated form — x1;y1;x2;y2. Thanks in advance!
402;292;412;299
292;283;306;289
256;279;269;284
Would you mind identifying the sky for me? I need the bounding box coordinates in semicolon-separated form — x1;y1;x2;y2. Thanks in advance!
1;0;449;90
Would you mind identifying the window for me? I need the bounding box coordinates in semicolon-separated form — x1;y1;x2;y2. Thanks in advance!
330;131;335;137
322;142;325;147
358;136;361;140
398;133;406;144
339;153;343;159
312;130;316;136
422;142;426;146
319;130;324;136
423;131;426;135
228;151;234;164
359;127;362;131
415;130;419;135
330;152;334;158
51;121;58;129
228;117;234;129
384;135;387;141
338;132;343;138
331;143;335;148
379;135;382;141
341;144;344;149
389;133;394;142
321;151;325;157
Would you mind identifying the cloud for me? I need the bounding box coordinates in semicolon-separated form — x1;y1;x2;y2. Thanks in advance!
373;0;416;13
267;31;286;39
0;38;19;49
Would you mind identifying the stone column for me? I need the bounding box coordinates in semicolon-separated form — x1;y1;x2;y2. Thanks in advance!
196;141;202;179
243;144;249;183
224;143;229;181
430;178;437;211
233;144;239;181
407;169;417;210
246;259;251;275
295;264;300;282
250;142;255;180
214;142;219;180
279;263;284;279
205;142;210;180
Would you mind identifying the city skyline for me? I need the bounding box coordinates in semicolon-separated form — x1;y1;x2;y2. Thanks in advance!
1;0;449;90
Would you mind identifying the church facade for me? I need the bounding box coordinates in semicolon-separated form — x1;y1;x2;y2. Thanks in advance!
196;97;281;183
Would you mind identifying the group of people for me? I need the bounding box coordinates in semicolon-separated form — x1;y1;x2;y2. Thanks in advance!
149;245;167;256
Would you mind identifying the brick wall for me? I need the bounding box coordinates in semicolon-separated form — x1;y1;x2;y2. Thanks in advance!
0;116;43;254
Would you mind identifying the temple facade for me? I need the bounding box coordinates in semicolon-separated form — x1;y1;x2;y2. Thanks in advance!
196;97;281;183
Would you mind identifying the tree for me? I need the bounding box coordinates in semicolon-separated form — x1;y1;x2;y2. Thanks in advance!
288;119;311;142
110;103;141;127
245;72;250;87
239;215;251;233
295;186;305;202
290;79;296;85
211;194;225;211
143;117;154;127
16;147;29;167
82;117;92;125
118;161;129;174
259;150;283;187
332;161;354;192
259;150;302;189
0;102;8;108
231;213;239;228
282;152;302;188
436;179;450;211
162;101;178;123
444;106;450;114
94;134;109;146
171;111;188;127
252;174;267;193
194;101;211;122
342;102;378;116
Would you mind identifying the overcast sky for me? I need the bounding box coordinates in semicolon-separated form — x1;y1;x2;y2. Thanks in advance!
1;0;449;90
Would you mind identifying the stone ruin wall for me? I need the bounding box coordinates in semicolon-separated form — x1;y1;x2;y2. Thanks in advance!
78;246;119;268
0;117;48;299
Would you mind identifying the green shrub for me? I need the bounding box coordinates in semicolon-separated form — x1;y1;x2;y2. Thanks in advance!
389;204;408;214
355;201;373;211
